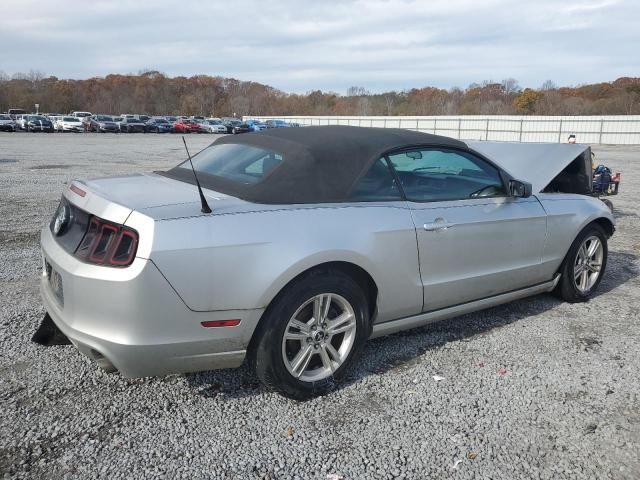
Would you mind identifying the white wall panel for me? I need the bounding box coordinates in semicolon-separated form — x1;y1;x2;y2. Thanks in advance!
245;115;640;144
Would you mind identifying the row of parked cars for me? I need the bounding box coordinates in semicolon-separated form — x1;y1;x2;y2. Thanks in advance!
0;110;297;134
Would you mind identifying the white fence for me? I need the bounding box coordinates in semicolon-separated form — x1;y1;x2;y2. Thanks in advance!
245;115;640;145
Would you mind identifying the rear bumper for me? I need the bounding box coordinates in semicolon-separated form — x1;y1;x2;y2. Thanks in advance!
40;226;263;377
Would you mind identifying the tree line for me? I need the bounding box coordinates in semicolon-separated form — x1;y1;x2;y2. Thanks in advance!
1;70;639;117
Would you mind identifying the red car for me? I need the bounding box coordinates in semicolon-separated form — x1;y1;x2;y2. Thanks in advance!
173;119;201;133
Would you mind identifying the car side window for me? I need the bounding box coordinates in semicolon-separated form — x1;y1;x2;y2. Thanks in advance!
387;148;505;202
349;157;402;201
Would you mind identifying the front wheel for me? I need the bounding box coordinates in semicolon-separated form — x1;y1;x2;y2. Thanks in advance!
555;223;608;302
252;269;370;400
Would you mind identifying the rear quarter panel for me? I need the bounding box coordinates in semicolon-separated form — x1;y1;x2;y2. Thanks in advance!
149;203;423;323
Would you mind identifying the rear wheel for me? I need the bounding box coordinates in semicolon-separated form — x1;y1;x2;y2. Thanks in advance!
252;269;370;400
555;223;608;302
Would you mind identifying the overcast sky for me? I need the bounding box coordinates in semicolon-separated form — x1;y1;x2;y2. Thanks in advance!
1;0;638;93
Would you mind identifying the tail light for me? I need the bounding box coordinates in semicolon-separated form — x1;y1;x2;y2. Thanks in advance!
74;216;138;267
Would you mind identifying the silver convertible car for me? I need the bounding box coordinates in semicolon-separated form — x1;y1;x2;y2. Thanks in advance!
37;126;614;398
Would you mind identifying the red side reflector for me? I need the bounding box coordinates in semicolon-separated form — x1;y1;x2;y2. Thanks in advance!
200;319;241;328
70;184;86;197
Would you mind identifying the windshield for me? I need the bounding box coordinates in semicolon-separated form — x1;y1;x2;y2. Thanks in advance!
0;115;10;120
63;117;80;122
96;115;112;121
30;116;46;121
177;143;283;185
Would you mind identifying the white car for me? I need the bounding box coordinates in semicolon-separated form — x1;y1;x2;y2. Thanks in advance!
15;114;29;130
56;116;85;133
70;111;92;119
200;119;228;134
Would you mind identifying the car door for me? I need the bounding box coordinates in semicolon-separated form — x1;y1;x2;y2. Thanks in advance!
344;157;424;322
386;147;548;312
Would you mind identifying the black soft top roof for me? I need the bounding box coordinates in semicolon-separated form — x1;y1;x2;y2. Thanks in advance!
165;125;467;204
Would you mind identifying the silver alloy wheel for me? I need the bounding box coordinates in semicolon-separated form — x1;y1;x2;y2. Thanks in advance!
281;293;357;383
574;235;604;293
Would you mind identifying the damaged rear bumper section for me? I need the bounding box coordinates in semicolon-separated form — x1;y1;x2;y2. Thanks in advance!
38;226;264;377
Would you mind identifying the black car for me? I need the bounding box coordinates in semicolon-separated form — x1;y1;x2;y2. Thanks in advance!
145;118;174;133
25;115;54;132
119;117;146;133
89;115;119;133
223;119;251;134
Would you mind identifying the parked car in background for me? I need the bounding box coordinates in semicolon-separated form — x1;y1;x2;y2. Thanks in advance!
173;118;192;133
145;118;174;133
48;116;63;129
70;111;92;119
25;115;54;132
225;119;251;134
8;108;28;119
173;118;202;133
245;119;267;132
265;119;290;128
15;114;29;130
119;117;146;133
56;116;85;133
0;114;18;131
89;115;119;133
198;119;227;134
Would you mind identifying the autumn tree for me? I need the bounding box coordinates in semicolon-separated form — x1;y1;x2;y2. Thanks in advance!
513;89;544;114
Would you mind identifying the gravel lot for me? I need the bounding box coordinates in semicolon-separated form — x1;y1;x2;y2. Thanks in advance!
1;132;639;479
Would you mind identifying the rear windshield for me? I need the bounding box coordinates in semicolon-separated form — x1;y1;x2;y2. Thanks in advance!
178;143;283;185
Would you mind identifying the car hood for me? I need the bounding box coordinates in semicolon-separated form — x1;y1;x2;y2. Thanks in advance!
78;172;252;220
467;141;592;194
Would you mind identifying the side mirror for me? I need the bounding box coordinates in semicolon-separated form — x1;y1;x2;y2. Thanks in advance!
509;179;532;198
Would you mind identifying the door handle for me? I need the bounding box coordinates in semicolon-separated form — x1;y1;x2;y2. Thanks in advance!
423;217;454;232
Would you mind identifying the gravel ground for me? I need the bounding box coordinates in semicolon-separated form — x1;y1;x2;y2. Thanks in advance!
1;132;639;479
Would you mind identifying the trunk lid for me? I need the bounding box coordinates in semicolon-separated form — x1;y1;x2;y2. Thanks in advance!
71;172;251;221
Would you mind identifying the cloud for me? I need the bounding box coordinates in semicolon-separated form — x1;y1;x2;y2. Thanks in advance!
0;0;638;93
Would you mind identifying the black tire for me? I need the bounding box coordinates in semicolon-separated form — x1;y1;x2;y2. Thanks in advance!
251;268;370;400
555;223;608;303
